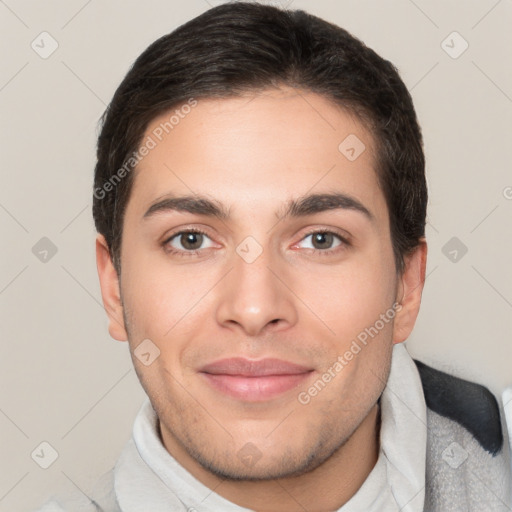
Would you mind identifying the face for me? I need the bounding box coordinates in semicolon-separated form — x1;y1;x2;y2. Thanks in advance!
97;87;423;481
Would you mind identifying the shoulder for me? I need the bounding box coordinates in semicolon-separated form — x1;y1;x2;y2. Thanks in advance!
33;468;119;512
413;360;512;510
33;502;67;512
33;500;93;512
413;358;503;455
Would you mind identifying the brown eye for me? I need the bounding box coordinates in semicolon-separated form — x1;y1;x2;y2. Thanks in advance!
295;230;347;253
311;232;335;249
179;232;204;250
165;230;214;254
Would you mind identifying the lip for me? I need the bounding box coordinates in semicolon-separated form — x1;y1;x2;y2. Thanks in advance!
199;358;314;402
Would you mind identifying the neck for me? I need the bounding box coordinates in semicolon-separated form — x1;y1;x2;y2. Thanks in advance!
161;403;381;511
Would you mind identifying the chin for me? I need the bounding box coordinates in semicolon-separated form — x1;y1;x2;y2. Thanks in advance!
186;427;349;482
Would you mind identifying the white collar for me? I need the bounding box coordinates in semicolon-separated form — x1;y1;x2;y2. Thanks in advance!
114;343;426;511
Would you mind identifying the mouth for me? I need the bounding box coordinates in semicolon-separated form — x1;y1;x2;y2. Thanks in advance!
199;358;314;402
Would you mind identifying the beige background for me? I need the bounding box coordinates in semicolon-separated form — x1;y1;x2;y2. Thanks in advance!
0;0;511;510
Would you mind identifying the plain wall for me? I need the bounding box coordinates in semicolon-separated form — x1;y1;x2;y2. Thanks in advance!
1;1;511;510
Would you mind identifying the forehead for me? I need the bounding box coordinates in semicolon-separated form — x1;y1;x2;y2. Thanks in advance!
126;87;387;222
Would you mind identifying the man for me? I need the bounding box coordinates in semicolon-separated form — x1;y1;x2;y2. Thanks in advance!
39;2;511;511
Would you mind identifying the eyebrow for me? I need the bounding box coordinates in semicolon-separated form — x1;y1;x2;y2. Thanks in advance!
143;192;373;222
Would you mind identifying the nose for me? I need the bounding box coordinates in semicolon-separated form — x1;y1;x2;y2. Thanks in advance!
215;246;298;337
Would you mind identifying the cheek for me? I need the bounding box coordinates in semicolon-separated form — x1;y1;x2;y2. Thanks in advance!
122;246;199;327
120;255;220;365
295;261;396;412
290;253;397;346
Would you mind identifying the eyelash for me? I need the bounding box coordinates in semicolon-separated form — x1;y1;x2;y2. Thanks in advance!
162;228;351;258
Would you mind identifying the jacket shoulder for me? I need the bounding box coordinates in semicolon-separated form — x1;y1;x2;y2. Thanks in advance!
414;359;503;455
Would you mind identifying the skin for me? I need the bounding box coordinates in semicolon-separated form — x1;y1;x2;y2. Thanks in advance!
96;86;427;511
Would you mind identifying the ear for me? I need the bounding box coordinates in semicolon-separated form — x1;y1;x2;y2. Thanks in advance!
392;240;427;344
96;234;128;342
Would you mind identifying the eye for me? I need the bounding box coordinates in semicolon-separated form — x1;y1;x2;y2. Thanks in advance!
165;230;215;254
295;230;347;251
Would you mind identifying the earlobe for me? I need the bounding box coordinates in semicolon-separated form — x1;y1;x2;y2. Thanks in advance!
95;234;128;342
392;240;427;345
